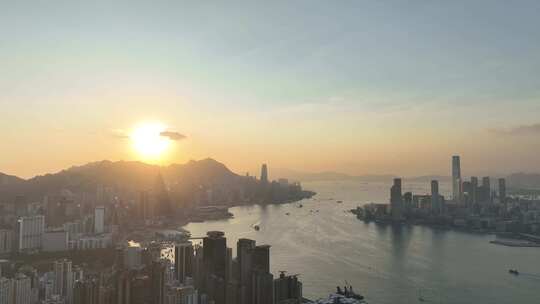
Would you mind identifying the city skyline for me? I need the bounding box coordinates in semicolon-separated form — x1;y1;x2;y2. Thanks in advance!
2;2;540;304
2;1;540;177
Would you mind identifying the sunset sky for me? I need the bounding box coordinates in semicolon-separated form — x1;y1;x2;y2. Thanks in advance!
2;1;540;178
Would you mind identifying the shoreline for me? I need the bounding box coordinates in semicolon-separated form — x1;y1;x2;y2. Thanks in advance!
182;190;316;224
353;215;540;248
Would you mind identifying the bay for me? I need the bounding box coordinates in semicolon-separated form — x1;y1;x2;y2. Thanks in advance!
183;180;540;303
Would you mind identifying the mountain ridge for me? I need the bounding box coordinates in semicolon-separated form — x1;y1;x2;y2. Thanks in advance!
0;158;241;202
271;168;540;189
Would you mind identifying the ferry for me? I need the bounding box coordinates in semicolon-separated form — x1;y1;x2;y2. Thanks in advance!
312;293;367;304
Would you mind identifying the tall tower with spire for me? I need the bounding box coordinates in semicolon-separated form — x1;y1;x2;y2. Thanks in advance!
260;164;268;184
452;155;462;203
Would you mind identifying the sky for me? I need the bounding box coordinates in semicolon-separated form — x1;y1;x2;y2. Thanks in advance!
1;0;540;178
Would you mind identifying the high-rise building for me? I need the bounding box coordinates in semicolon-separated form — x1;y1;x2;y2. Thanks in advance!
431;180;440;214
260;164;268;184
124;245;143;270
54;259;74;304
13;273;32;304
73;279;100;304
482;176;491;203
151;261;166;304
175;242;194;284
482;176;490;189
166;286;198;304
94;207;105;234
390;178;403;221
253;245;270;273
498;178;506;204
0;277;14;304
115;270;131;304
470;177;478;205
237;239;256;304
274;272;302;304
203;231;227;280
17;215;44;252
0;229;13;256
252;271;274;304
138;191;151;222
452;156;462;203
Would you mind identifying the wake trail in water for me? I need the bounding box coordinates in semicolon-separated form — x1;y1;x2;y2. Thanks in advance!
519;272;540;280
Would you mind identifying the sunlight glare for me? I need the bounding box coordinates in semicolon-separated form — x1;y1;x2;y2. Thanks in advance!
130;122;170;160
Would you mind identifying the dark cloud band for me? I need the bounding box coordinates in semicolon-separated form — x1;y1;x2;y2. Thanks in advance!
160;131;186;141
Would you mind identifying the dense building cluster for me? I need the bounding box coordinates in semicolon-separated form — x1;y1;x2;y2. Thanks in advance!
355;156;540;236
0;162;311;304
0;231;303;304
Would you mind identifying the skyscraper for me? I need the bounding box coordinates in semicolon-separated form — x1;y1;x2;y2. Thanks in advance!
17;215;44;252
260;164;268;184
150;261;166;304
138;191;151;222
237;239;256;304
175;242;194;285
204;231;227;278
482;176;491;203
115;270;131;304
54;259;73;304
252;245;270;273
274;272;302;304
471;176;478;205
94;207;104;234
431;180;440;215
13;273;32;304
452;155;462;203
390;178;403;221
498;178;506;204
252;271;274;304
0;277;14;304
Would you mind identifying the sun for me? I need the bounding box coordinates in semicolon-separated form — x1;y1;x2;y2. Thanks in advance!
130;122;171;160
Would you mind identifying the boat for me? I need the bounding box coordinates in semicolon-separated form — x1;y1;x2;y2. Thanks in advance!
313;293;367;304
418;288;425;302
335;283;365;301
509;269;519;275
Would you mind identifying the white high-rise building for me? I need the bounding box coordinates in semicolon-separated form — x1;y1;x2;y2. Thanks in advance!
452;155;462;203
17;215;45;252
94;207;105;234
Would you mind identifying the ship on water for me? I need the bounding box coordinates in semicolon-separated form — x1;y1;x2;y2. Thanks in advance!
312;294;367;304
311;285;367;304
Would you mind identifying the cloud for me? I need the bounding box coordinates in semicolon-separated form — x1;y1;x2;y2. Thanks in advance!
160;131;186;141
111;129;129;139
488;123;540;136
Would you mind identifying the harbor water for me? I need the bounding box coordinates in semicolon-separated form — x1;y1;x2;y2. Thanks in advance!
183;180;540;304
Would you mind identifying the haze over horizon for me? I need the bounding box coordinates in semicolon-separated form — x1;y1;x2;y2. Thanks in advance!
2;1;540;178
